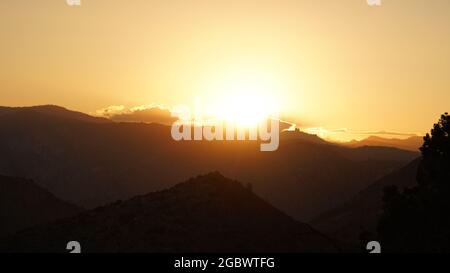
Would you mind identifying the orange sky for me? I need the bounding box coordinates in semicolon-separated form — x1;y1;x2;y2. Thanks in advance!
1;0;449;141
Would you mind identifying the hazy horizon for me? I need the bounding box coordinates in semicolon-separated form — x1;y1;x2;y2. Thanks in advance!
1;0;449;141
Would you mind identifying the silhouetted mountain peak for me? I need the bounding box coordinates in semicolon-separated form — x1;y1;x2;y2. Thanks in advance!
0;175;82;237
171;171;243;191
280;128;328;145
344;135;423;152
1;173;338;253
0;105;111;124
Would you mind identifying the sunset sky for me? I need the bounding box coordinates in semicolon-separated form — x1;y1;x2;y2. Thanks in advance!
1;0;449;141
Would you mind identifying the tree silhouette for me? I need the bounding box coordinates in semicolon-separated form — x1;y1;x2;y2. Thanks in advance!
377;113;450;252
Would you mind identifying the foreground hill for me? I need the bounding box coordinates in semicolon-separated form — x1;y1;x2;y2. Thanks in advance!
310;158;420;246
0;173;339;253
0;105;418;221
0;175;82;237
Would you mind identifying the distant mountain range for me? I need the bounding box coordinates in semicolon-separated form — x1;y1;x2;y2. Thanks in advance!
310;158;420;246
0;105;111;124
0;105;419;222
0;172;339;253
343;135;423;152
0;174;82;237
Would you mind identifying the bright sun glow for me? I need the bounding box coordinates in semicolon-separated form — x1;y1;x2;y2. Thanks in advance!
204;71;281;127
213;93;275;127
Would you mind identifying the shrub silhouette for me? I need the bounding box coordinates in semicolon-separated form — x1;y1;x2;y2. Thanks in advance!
377;113;450;252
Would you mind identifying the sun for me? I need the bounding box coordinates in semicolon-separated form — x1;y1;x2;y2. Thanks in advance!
205;71;281;127
213;93;274;127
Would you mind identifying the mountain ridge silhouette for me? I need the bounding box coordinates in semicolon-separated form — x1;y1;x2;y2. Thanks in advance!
310;158;420;246
0;174;82;237
344;135;423;152
0;105;418;221
0;172;339;253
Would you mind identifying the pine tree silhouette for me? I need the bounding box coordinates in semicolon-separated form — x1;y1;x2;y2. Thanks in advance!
377;113;450;252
